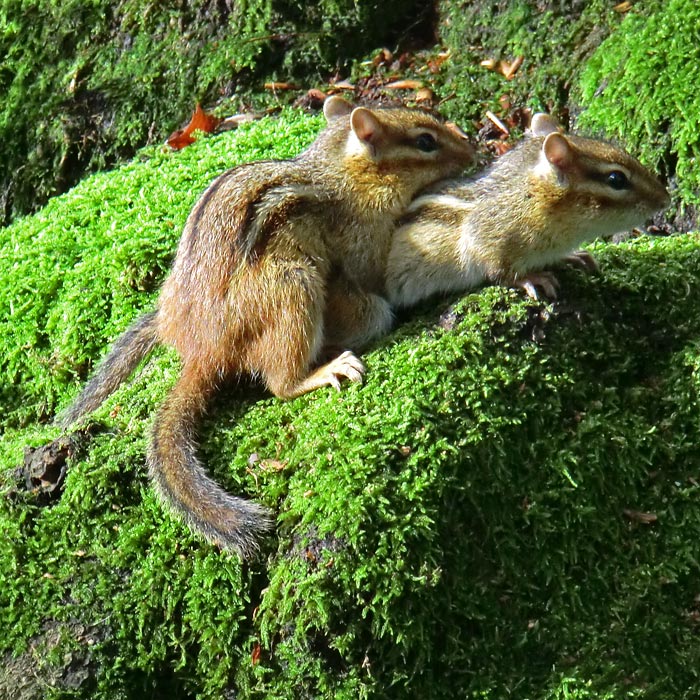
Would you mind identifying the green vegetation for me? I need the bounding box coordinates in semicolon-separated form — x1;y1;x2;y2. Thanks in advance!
2;110;699;698
3;1;699;697
577;0;700;209
435;0;622;125
0;0;432;223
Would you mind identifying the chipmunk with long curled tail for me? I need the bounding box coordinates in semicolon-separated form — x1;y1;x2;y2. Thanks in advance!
59;97;474;557
385;112;670;306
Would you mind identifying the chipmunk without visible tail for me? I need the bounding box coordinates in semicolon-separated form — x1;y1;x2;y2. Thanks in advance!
385;112;670;306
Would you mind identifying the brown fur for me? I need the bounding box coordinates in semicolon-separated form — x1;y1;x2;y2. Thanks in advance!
60;99;474;556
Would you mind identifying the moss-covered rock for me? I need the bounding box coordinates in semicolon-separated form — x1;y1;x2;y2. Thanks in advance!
435;0;621;125
1;109;699;698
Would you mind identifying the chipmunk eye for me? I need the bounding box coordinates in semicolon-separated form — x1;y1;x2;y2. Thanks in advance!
607;170;630;190
415;133;438;152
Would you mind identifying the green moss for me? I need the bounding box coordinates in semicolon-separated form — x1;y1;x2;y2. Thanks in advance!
576;0;699;209
2;110;700;698
0;0;434;224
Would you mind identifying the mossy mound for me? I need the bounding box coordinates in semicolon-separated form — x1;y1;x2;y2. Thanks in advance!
1;111;699;698
435;0;622;125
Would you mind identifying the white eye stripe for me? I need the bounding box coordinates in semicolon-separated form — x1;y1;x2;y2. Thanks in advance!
406;127;440;140
598;165;632;178
580;180;632;199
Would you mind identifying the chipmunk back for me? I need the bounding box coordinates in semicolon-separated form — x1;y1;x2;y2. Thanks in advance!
60;97;474;556
386;112;670;306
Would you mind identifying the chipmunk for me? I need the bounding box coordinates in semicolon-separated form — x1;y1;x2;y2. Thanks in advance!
59;96;474;557
385;112;670;306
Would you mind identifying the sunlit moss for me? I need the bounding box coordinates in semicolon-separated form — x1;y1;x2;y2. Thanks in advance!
576;0;700;208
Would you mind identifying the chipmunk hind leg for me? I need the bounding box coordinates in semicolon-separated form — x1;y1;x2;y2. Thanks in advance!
58;310;159;427
323;273;394;351
242;264;365;400
148;363;272;557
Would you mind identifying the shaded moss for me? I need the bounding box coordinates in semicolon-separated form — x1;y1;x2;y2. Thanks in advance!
1;111;699;698
435;0;621;126
0;0;434;224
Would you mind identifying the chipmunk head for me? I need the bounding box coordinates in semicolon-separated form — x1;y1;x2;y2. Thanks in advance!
323;96;475;202
529;112;670;235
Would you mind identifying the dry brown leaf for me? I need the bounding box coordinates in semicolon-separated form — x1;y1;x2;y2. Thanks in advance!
372;47;393;67
384;79;424;90
167;103;222;150
415;87;436;103
485;110;510;136
330;79;355;91
623;509;658;524
264;81;300;91
218;113;258;132
502;55;524;80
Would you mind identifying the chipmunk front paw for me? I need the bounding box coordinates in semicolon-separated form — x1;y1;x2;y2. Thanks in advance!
564;249;599;273
320;351;365;391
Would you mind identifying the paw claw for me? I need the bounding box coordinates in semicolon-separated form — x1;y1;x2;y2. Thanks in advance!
512;272;559;300
565;250;599;273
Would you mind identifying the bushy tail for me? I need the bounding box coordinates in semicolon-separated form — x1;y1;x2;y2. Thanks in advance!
148;365;272;557
59;311;159;427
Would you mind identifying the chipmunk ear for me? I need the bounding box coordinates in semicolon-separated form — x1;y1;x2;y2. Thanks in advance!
543;132;574;171
350;107;384;147
530;113;562;137
323;96;354;121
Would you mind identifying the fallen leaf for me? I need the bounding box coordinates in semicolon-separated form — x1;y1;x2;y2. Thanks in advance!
218;113;258;132
427;51;451;73
306;88;327;102
623;509;658;524
167;103;222;150
264;81;300;91
260;459;287;472
415;87;436;103
372;47;393;68
614;1;632;11
384;79;424;90
491;141;513;156
330;79;355;91
485;110;510;136
294;88;327;111
502;55;524;80
251;643;261;666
